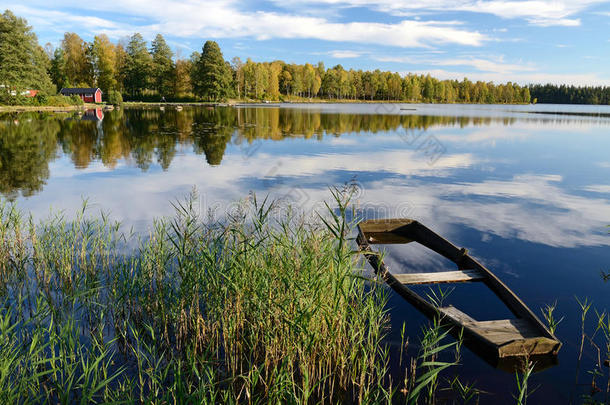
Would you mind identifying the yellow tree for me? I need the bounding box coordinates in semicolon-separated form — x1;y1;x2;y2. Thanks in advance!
61;32;92;86
266;61;282;100
91;34;116;94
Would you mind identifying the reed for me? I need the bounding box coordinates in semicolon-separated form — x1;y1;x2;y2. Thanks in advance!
514;360;535;405
0;191;397;403
571;297;610;403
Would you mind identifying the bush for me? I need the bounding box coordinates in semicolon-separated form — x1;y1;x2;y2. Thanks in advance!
107;90;123;106
69;94;84;105
47;95;71;107
0;93;28;106
34;93;48;105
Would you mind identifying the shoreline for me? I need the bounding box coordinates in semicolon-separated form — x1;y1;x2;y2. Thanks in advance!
124;99;533;107
0;103;103;113
1;100;578;113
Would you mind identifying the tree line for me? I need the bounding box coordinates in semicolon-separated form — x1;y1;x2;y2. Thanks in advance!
528;84;610;105
46;31;533;104
2;9;537;105
8;8;609;105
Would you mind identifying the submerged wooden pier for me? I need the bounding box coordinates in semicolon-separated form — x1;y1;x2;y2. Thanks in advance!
357;219;561;369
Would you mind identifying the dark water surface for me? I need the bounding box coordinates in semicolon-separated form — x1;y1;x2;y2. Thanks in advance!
1;103;609;403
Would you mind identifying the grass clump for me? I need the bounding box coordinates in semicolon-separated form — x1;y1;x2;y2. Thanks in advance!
0;191;391;403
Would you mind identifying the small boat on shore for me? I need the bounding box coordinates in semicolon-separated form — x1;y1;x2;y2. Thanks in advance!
357;219;561;367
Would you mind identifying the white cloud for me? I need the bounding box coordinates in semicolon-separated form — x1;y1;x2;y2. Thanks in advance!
9;5;126;37
330;50;364;58
6;1;486;48
431;57;536;74
407;68;610;86
270;0;608;27
583;184;610;193
374;54;537;76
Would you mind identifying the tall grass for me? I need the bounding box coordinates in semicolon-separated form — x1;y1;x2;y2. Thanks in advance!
572;297;610;404
6;190;559;403
0;191;392;403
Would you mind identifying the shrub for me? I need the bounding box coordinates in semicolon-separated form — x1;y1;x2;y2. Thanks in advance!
46;95;71;107
69;94;84;105
107;90;123;106
34;93;48;105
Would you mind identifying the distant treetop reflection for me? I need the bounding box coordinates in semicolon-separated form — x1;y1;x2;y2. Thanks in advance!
0;106;517;199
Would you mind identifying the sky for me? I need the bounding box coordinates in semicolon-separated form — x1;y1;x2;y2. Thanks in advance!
3;0;610;86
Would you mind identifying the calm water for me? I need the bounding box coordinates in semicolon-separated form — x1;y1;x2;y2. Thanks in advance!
1;104;609;403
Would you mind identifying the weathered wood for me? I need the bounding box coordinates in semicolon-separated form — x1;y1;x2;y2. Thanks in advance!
462;319;560;356
440;306;477;323
497;337;562;357
467;319;539;343
393;269;484;285
358;219;415;233
356;218;562;367
359;219;415;244
365;233;413;244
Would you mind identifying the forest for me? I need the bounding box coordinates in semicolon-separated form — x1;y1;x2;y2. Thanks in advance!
1;9;532;104
2;8;608;105
528;84;610;105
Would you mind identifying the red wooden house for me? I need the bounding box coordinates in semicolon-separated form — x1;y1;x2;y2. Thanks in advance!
60;88;103;103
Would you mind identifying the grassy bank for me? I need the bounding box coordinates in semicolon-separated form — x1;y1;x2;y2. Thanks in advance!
126;98;532;106
0;103;100;113
0;191;395;403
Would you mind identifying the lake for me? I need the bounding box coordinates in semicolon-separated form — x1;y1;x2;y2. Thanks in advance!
1;103;609;403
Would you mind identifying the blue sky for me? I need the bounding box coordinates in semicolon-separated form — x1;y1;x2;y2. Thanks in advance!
4;0;610;85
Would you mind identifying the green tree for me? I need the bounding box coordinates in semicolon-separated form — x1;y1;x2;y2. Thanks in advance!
125;33;151;97
231;56;244;99
114;42;128;93
192;41;232;101
174;58;193;96
49;48;69;91
0;10;54;99
150;34;175;97
280;67;292;96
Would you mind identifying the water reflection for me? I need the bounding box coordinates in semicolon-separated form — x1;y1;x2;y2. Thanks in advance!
0;106;609;250
0;114;59;199
2;105;597;200
81;108;104;122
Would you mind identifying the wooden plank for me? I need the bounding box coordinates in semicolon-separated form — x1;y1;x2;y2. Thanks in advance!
497;337;560;357
358;219;415;233
393;269;485;285
356;232;441;320
463;319;561;356
365;233;413;244
359;219;415;244
466;319;539;344
439;306;477;323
